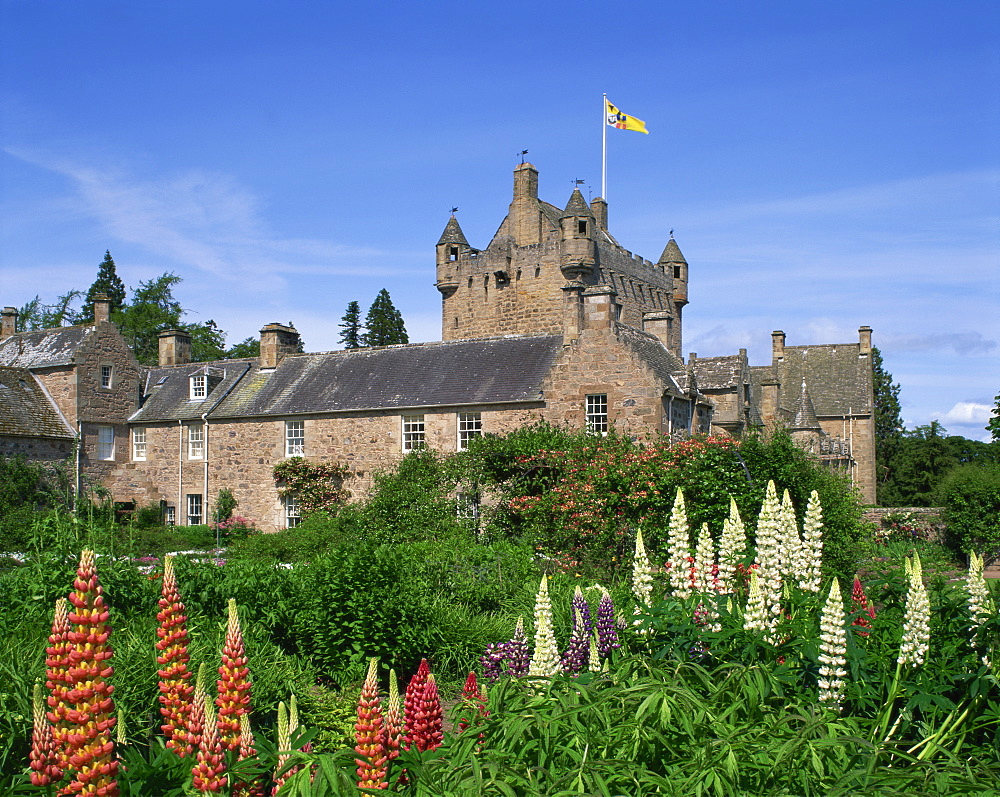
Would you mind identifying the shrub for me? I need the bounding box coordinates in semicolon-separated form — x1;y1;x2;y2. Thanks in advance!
940;463;1000;561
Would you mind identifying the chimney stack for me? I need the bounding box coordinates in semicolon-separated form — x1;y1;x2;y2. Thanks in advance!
858;325;872;356
158;329;192;366
771;330;786;363
580;287;618;332
642;310;672;351
259;323;300;369
93;294;110;325
591;196;608;230
1;307;17;340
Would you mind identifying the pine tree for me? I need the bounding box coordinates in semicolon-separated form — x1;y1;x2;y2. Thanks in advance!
872;347;904;503
361;290;408;348
338;301;364;349
80;251;127;323
988;392;1000;443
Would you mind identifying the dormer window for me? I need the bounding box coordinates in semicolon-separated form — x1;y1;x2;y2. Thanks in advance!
190;375;207;400
577;220;588;235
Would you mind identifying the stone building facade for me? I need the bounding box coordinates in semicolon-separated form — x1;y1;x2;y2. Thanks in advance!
1;162;876;528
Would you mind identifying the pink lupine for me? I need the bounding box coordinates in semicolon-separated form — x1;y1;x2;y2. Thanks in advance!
456;672;489;736
402;658;429;748
355;658;388;790
382;669;404;764
192;685;226;793
851;576;876;635
156;555;195;756
29;681;61;787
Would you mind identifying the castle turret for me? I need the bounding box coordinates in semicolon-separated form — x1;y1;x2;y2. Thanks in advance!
435;215;470;298
656;236;688;355
789;379;824;453
558;188;595;282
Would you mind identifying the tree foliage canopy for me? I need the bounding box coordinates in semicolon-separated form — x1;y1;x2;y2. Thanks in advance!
80;250;127;323
361;289;408;347
338;300;363;349
871;347;903;502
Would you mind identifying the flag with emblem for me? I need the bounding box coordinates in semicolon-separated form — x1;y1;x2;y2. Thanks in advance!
605;99;648;134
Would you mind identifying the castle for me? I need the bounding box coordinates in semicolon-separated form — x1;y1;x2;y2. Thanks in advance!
0;163;875;530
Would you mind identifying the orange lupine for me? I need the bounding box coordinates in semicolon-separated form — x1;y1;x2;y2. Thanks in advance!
192;666;226;793
156;555;195;756
355;657;388;790
29;681;61;787
44;596;71;777
216;599;252;752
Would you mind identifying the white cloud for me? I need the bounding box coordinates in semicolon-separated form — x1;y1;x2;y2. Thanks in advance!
940;402;993;425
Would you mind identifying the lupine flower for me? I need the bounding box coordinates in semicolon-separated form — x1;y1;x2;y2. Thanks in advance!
850;576;876;635
481;617;531;683
666;489;692;598
561;607;590;674
743;570;767;632
156;554;195;757
797;491;824;593
272;698;299;796
631;528;654;607
717;497;747;592
778;489;801;583
216;599;252;752
966;551;994;625
355;657;388;790
234;713;268;797
693;523;716;594
528;575;560;678
63;549;120;797
403;658;430;741
456;671;489;736
382;669;404;764
588;632;602;672
192;663;226;793
405;673;443;753
596;591;620;658
44;596;71;776
570;586;593;639
754;481;784;635
818;579;848;712
898;554;930;667
30;681;60;786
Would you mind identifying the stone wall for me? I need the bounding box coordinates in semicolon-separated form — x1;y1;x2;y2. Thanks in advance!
32;366;77;425
0;435;72;463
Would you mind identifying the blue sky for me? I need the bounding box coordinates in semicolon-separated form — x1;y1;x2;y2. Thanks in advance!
2;1;998;439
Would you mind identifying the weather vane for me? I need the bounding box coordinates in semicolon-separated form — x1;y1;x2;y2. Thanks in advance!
450;207;458;215
572;179;585;187
669;229;675;238
518;150;528;164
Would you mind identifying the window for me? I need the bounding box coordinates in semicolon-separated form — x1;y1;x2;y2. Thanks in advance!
97;426;115;460
457;412;482;450
285;496;302;529
100;365;113;389
164;506;176;526
577;220;588;235
285;421;305;457
449;246;458;261
190;375;207;400
186;494;203;526
132;427;147;461
673;266;682;279
586;394;609;435
188;424;204;459
402;415;425;451
456;492;480;521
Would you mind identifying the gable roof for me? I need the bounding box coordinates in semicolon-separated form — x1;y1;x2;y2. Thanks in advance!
615;324;688;395
131;336;564;422
693;355;745;390
0;366;75;438
775;345;873;416
0;325;95;369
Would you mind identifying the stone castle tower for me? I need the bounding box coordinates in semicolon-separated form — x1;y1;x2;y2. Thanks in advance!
435;162;688;357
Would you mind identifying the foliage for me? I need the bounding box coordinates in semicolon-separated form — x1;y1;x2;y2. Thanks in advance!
213;487;238;524
990;391;1000;443
361;288;408;347
80;250;127;323
338;300;363;349
0;456;73;549
15;290;83;331
273;457;350;515
225;335;260;359
939;463;1000;560
872;346;904;504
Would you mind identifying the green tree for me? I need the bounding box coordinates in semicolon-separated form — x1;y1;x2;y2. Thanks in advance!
338;300;364;349
226;337;260;359
16;290;84;331
880;421;957;507
79;250;127;323
989;392;1000;443
871;347;904;503
362;289;408;347
188;319;228;362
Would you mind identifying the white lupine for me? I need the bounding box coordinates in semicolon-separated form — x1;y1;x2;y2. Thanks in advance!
717;497;747;593
898;555;931;668
797;490;824;593
588;632;601;673
631;527;654;607
528;575;560;678
743;569;767;632
967;551;994;627
817;579;848;711
694;523;716;594
754;481;784;630
778;489;801;582
666;488;693;598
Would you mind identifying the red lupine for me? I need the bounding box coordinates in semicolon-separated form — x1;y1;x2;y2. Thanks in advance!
456;671;489;742
216;599;252;752
44;596;71;777
62;549;119;797
29;681;61;787
192;668;226;793
156;554;195;757
402;658;429;746
851;576;876;635
355;658;388;790
406;674;443;753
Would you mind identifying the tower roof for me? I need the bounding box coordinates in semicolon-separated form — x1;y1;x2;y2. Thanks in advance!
657;236;687;265
562;188;593;218
436;215;469;246
790;379;823;431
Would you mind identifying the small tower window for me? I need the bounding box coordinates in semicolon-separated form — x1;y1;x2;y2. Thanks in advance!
577;220;588;235
449;246;459;261
674;266;682;279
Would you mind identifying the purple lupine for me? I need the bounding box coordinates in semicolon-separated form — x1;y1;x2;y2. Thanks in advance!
560;607;590;675
597;591;621;658
480;618;531;683
570;586;593;639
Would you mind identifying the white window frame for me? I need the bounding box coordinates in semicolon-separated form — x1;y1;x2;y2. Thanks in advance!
285;420;305;457
186;494;203;526
164;505;176;526
100;365;113;389
586;394;609;435
457;412;482;451
188;424;204;460
285;495;302;529
97;425;115;461
402;414;425;451
190;374;207;400
132;427;147;461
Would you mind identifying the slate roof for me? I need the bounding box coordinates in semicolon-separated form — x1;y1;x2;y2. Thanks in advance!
790;381;823;431
776;345;873;416
615;324;687;395
0;325;94;369
658;237;687;265
562;188;593;217
436;215;470;246
0;366;74;438
131;337;563;422
693;355;744;390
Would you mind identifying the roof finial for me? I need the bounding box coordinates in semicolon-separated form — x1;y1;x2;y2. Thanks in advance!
669;229;675;239
518;149;529;164
450;207;458;215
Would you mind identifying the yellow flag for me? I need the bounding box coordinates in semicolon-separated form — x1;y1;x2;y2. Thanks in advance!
606;99;648;134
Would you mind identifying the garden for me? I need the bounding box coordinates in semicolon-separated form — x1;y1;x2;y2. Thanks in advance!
1;425;999;796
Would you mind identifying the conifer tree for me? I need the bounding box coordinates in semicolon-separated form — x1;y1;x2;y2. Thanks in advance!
872;347;904;503
80;251;127;323
338;301;364;349
361;290;408;347
988;392;1000;443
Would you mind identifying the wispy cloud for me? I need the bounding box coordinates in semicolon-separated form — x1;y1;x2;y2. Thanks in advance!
882;332;997;356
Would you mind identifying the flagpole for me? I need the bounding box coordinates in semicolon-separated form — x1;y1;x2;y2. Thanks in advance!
601;93;608;200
